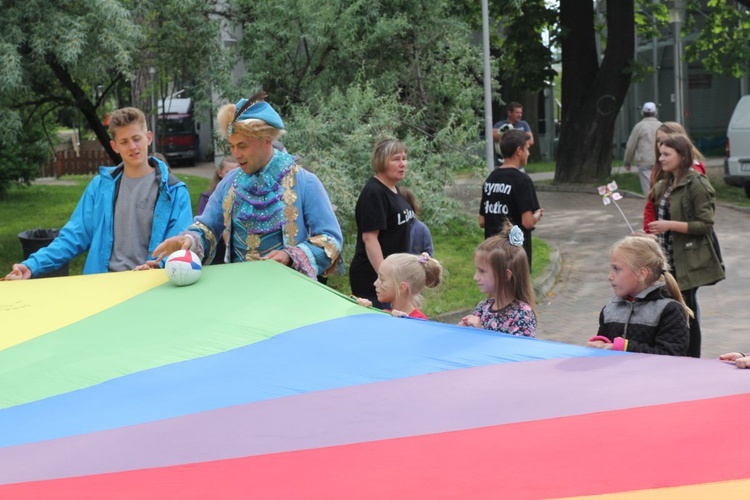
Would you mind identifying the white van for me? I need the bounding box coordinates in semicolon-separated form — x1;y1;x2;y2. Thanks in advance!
725;95;750;197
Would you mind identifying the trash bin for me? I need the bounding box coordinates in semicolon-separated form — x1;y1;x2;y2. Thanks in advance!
17;228;69;278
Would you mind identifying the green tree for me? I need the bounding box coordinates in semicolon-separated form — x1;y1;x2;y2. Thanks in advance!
128;1;233;116
231;0;487;135
456;0;750;180
0;0;231;174
552;0;750;182
287;84;476;242
0;0;141;163
685;0;750;78
492;0;557;161
0;105;53;196
450;0;558;160
230;0;489;232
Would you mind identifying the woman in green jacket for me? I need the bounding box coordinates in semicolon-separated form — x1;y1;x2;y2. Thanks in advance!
647;134;725;358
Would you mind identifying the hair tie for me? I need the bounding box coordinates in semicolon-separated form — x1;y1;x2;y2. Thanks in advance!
508;225;524;247
417;252;429;265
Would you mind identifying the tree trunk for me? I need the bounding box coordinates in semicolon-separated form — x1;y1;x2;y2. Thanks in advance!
131;67;152;115
555;0;634;183
519;90;541;162
47;58;121;164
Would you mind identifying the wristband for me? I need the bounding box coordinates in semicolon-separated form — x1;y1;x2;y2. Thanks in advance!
612;337;628;351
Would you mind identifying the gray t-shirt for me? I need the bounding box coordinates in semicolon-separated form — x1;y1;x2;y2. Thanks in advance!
109;170;158;272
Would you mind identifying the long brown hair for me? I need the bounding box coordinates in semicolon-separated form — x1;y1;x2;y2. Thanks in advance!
649;123;704;201
658;134;694;187
399;186;421;218
474;222;535;310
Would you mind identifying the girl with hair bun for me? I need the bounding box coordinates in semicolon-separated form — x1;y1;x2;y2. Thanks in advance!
355;252;443;319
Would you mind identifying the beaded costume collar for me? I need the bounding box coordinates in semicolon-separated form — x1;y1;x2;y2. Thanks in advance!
228;149;299;261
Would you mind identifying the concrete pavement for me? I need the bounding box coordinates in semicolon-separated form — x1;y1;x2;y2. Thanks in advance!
171;161;216;179
533;188;750;359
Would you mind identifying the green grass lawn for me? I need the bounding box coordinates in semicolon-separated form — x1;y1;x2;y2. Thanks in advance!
606;172;643;193
524;160;556;174
708;171;750;208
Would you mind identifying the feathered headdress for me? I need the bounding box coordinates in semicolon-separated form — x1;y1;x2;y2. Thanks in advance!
227;91;284;135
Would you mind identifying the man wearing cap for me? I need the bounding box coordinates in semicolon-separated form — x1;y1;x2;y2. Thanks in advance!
624;102;662;195
146;92;343;279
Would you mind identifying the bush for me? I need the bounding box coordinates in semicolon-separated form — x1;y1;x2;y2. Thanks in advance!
285;84;486;257
0;109;53;196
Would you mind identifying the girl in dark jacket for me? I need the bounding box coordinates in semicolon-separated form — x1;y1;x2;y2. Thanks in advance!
588;236;691;356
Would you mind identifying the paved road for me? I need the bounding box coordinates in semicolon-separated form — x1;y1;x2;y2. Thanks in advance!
532;188;749;359
172;162;216;178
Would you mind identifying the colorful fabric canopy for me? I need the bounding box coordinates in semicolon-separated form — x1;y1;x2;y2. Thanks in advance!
1;261;748;498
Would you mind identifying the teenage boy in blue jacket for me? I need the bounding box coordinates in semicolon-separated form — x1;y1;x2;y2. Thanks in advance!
5;107;193;279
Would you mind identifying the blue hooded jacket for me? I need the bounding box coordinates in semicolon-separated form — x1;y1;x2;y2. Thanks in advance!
23;157;193;276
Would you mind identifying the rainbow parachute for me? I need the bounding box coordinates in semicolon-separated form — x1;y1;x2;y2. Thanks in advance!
1;261;748;498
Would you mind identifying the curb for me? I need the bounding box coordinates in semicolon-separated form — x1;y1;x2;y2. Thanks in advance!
31;177;79;186
533;247;562;299
720;202;750;215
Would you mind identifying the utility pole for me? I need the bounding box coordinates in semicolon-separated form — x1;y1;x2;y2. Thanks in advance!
668;1;686;125
149;67;158;156
481;0;495;172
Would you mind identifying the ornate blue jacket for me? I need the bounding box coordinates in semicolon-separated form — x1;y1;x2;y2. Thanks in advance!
190;150;343;278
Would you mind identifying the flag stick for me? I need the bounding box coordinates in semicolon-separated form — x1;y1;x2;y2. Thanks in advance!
612;199;634;233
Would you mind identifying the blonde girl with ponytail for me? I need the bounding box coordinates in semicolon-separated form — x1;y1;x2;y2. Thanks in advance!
588;235;691;356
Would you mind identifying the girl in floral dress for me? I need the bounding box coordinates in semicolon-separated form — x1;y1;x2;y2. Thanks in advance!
459;224;536;337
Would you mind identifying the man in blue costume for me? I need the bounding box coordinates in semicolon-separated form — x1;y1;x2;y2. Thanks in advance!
146;93;343;279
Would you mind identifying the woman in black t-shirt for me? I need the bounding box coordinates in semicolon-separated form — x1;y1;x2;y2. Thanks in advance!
349;138;414;308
